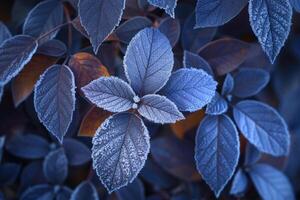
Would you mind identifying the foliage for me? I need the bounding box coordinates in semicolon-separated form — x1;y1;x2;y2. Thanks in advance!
0;0;299;199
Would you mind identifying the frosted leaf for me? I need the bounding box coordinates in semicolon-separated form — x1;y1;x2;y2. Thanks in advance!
0;22;12;45
82;77;136;113
195;0;248;28
195;114;240;197
233;100;290;156
147;0;177;18
233;68;270;98
230;169;248;197
249;164;295;200
92;112;150;193
0;35;38;84
34;65;76;143
124;28;173;95
161;68;217;112
138;94;184;124
206;92;228;115
221;73;234;96
249;0;292;63
78;0;125;53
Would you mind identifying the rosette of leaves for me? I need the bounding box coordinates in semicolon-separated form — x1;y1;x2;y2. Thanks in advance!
146;0;294;64
81;27;217;192
185;49;293;198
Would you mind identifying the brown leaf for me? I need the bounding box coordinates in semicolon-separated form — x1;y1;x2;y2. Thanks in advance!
78;106;112;137
11;55;58;107
199;38;250;76
170;110;205;139
68;52;109;90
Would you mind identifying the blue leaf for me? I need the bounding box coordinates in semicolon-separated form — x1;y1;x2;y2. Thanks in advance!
181;13;217;53
0;35;38;84
230;169;248;197
21;184;54;200
92;112;150;193
249;164;295;200
0;136;5;162
221;73;234;96
161;68;217;112
137;94;184;124
244;143;262;166
0;163;21;186
158;17;181;47
147;0;177;18
206;92;228;115
290;0;300;12
140;158;177;189
5;134;50;159
63;138;91;166
249;0;292;63
195;0;248;28
37;39;67;57
20;161;47;191
23;0;63;42
195;114;240;197
43;148;68;184
233;100;290;156
115;16;152;44
0;21;12;45
82;77;136;113
56;186;72;200
183;50;213;75
233;68;270;98
124;28;173;95
71;181;99;200
34;65;76;143
78;0;125;53
116;178;146;200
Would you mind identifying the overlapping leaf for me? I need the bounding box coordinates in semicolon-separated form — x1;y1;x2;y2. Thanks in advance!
43;148;68;184
206;92;228;115
221;73;234;96
0;22;11;44
34;65;76;143
230;169;248;197
158;17;181;47
290;0;300;12
12;54;58;107
92;112;150;192
183;50;213;75
161;68;217;112
63;138;91;166
138;94;184;124
115;16;152;44
233;68;270;98
124;28;173;95
0;35;38;84
195;115;240;197
23;0;63;42
249;0;292;63
82;77;135;113
116;179;146;200
78;0;125;53
147;0;177;18
199;38;250;76
5;134;50;159
68;52;109;89
71;181;99;200
195;0;248;28
249;164;295;200
37;40;67;57
233;100;290;156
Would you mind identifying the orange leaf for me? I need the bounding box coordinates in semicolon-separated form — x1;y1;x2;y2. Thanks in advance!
11;54;58;107
78;106;112;137
170;110;205;139
68;52;109;90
